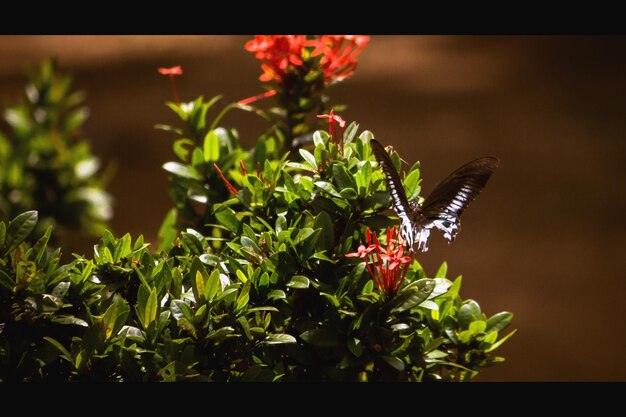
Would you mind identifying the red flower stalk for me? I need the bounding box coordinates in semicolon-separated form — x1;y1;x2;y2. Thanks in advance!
245;35;306;82
158;66;183;104
237;89;278;106
345;226;412;298
213;163;239;196
239;160;248;176
317;109;346;156
306;35;370;85
256;161;265;181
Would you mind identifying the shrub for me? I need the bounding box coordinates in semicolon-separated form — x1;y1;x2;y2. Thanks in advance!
0;59;112;247
0;36;514;382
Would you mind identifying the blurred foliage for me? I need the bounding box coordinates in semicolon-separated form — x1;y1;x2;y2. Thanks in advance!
0;59;113;247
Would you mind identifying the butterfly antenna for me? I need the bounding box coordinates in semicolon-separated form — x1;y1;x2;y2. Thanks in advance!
384;145;410;166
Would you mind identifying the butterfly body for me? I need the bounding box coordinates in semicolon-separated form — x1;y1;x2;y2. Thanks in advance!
370;139;498;252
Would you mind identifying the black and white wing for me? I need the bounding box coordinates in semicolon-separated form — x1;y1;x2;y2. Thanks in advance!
417;156;499;248
370;139;416;247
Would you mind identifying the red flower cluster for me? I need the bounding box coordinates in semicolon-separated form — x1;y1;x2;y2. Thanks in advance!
346;226;413;298
245;35;306;82
245;35;370;85
307;35;370;85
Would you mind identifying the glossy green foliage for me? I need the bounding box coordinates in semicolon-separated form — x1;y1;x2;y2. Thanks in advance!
0;59;112;246
0;117;513;381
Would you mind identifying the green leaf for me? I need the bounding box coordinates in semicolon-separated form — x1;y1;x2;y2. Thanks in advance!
447;275;462;300
339;188;358;200
314;181;341;198
263;334;297;345
391;323;410;332
113;233;132;262
268;290;286;301
170;299;194;322
51;315;88;327
236;269;248;283
172;138;195;161
181;231;204;255
390;279;435;314
31;225;52;265
48;264;73;288
487;311;514;333
236;281;251;313
245;306;278;314
4;211;38;256
361;191;390;211
103;298;130;341
43;337;73;362
203;129;220;162
300;328;341;347
418;300;439;310
0;270;15;292
293;228;315;245
332;164;356;190
343;122;359;145
425;350;448;359
347;337;363;357
312;131;325;147
286;275;310;289
100;247;114;264
157;208;177;252
382;355;405;372
459;300;482;329
435;261;448;278
483;330;498;344
205;269;221;302
314;212;334;252
51;282;70;298
403;168;421;201
311;252;335;263
469;320;487;334
193;271;206;305
299;149;317;169
205;326;235;343
486;330;517;353
143;288;158;329
0;222;6;249
166;101;191;121
163;162;203;180
214;207;240;233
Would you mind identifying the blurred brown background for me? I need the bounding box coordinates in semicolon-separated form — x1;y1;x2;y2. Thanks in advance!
1;35;625;381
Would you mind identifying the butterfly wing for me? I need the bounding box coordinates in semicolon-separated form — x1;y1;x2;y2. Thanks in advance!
419;156;499;244
370;139;416;247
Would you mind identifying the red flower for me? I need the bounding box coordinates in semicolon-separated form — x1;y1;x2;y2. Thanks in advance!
158;66;183;76
213;163;239;196
245;35;306;82
345;244;374;259
158;66;183;104
345;226;412;298
307;35;370;85
317;109;346;156
237;89;278;106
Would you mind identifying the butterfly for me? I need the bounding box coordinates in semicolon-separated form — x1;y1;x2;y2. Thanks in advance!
370;139;499;252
